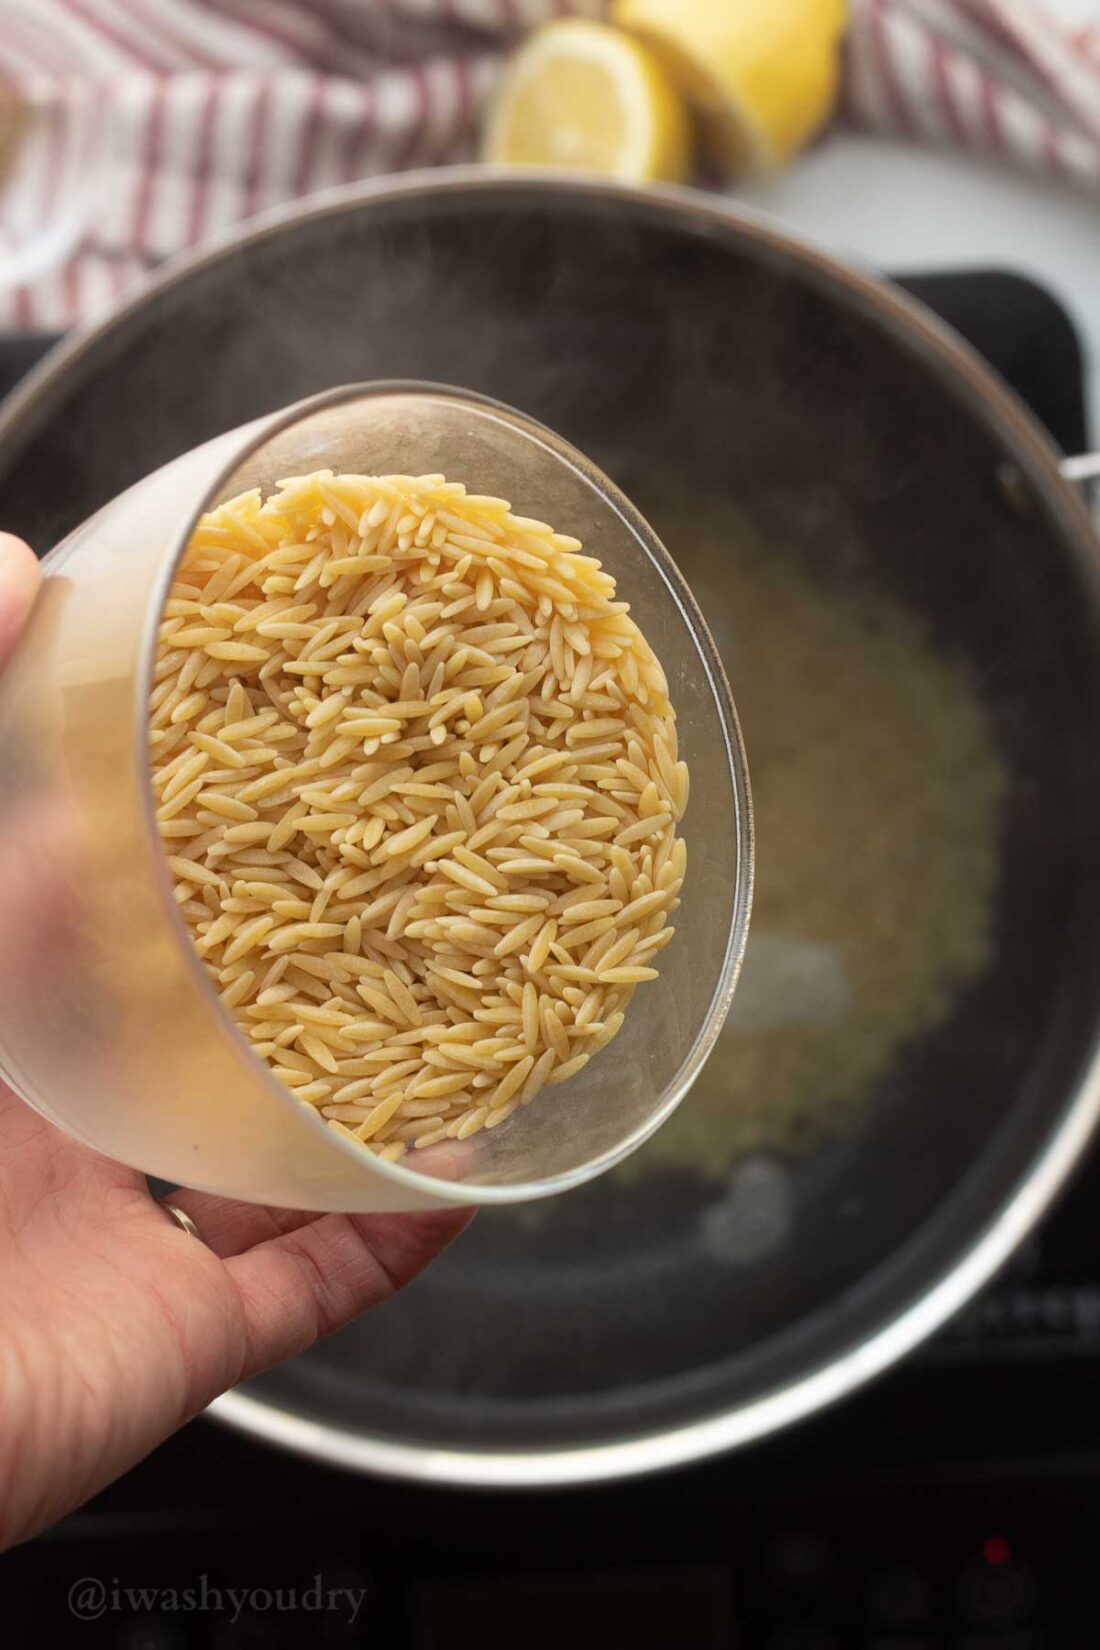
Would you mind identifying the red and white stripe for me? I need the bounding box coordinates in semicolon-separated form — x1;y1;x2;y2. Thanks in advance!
1;0;1099;331
844;0;1100;187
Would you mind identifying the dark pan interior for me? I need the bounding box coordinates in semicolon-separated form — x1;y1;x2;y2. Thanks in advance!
4;179;1100;1458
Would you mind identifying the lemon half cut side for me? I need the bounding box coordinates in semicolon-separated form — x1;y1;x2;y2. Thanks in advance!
484;18;692;185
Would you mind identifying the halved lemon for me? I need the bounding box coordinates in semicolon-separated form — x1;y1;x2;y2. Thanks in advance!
613;0;849;176
483;18;691;185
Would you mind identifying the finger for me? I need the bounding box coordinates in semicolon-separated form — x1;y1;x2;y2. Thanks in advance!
160;1190;324;1258
225;1206;473;1379
168;1141;479;1255
0;533;40;671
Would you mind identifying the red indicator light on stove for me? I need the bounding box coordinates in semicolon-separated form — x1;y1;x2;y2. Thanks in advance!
982;1536;1012;1566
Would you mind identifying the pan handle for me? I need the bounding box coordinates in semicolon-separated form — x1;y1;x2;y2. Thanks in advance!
1061;454;1100;486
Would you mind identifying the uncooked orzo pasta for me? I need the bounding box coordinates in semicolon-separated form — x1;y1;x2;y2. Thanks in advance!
150;471;688;1161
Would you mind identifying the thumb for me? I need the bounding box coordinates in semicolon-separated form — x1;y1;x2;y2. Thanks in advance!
0;537;73;1025
0;534;40;673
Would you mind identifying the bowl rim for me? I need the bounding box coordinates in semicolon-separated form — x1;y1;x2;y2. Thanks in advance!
5;168;1100;1484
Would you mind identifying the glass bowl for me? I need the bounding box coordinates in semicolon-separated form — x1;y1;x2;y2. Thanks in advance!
0;383;752;1211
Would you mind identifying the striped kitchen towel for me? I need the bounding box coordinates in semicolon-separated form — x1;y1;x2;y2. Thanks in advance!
0;0;1098;331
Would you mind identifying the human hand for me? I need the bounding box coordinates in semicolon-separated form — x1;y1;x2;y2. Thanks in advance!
0;533;472;1551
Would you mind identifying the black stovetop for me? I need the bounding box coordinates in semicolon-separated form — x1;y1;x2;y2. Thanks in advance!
3;273;1099;1649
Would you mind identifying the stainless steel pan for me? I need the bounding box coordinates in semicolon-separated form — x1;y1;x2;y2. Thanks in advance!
3;172;1100;1486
